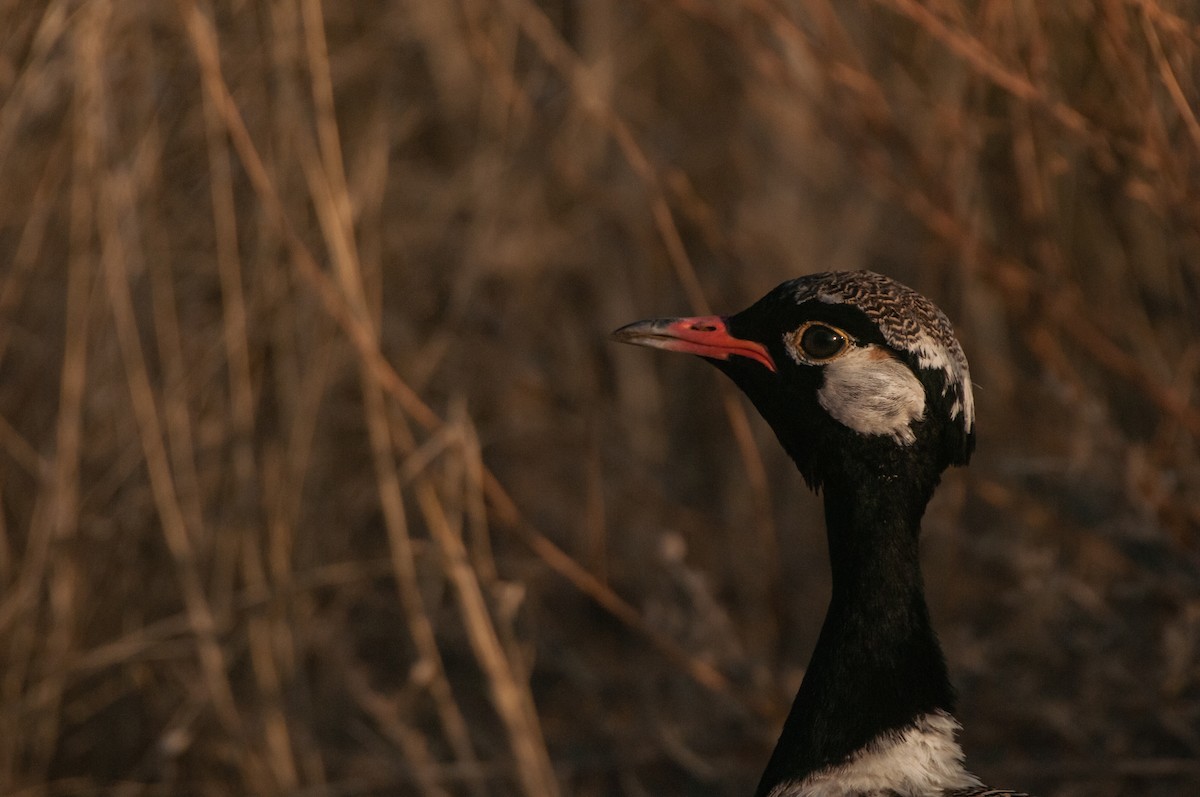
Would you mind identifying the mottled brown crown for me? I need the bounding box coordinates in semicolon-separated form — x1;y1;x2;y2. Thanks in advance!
789;270;975;434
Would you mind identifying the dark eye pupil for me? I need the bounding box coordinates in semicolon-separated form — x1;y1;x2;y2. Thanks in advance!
800;325;846;359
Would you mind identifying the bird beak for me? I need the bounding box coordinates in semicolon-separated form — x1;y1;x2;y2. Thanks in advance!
611;315;776;372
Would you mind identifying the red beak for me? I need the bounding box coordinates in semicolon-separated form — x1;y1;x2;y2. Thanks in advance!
611;315;776;372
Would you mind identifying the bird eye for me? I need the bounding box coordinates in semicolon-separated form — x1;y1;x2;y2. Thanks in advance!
798;323;848;360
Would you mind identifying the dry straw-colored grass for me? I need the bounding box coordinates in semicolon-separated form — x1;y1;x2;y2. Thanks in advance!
1;1;1198;795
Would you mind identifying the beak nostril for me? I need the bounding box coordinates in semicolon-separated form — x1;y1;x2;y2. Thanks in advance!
692;323;717;331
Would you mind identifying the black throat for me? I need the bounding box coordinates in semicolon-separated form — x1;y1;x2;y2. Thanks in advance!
754;465;955;796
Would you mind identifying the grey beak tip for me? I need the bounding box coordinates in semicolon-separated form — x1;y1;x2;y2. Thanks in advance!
610;319;656;344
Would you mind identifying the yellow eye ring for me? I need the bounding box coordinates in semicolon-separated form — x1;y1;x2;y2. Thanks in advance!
790;321;852;362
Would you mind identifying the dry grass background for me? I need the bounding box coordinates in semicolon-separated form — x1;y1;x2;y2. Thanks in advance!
1;0;1199;795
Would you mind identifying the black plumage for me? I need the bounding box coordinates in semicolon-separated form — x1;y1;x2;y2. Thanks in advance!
614;271;1031;797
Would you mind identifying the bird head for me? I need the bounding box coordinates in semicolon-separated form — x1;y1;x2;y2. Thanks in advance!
613;271;975;494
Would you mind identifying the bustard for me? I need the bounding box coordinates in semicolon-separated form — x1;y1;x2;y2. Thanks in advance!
614;271;1030;797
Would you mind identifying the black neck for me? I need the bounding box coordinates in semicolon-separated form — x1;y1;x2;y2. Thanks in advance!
754;469;954;796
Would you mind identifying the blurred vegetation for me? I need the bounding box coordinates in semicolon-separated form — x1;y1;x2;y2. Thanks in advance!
1;1;1199;795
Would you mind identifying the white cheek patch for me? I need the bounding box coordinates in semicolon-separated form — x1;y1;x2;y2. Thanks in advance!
766;711;981;797
817;346;926;444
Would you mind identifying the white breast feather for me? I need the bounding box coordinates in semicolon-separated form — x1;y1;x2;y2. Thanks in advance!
766;711;983;797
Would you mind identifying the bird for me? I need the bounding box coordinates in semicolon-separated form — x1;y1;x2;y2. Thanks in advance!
612;271;1031;797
